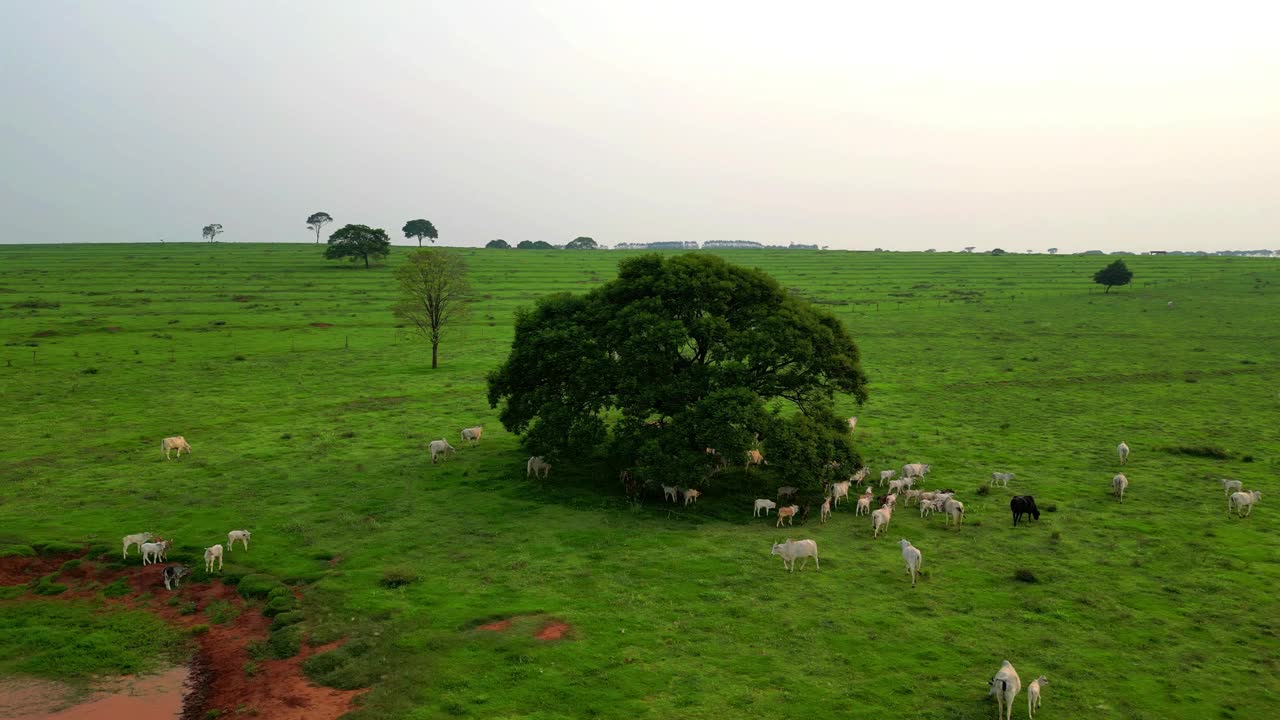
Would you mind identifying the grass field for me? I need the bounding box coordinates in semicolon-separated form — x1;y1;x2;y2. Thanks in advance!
1;243;1278;719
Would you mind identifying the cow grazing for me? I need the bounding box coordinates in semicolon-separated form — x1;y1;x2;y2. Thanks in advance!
899;539;923;587
161;436;191;460
820;497;831;524
227;530;251;551
879;469;895;486
140;540;171;565
777;486;798;501
902;463;930;479
684;488;702;506
753;498;777;517
122;532;153;559
1222;479;1243;496
745;449;766;471
828;480;852;508
771;539;819;572
871;505;893;538
989;661;1022;720
429;439;456;463
163;565;191;591
1229;490;1262;517
204;544;223;572
1112;473;1128;502
1118;441;1130;464
776;505;800;527
944;497;965;527
1028;676;1048;719
460;426;483;446
1010;496;1040;526
991;472;1015;487
527;455;551;479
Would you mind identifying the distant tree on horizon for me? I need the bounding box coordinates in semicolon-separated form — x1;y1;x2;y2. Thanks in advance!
517;240;555;250
394;249;471;369
202;223;224;242
963;246;975;253
306;212;334;244
486;239;511;249
325;224;391;268
566;236;599;250
403;219;438;247
1093;259;1134;293
991;248;1007;255
1048;248;1058;254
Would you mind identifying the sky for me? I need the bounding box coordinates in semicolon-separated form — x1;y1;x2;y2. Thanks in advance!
1;1;1277;252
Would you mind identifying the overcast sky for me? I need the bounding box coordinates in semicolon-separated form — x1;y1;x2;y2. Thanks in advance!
2;1;1277;251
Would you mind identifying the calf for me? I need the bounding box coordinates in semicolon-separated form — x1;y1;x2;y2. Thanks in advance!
1112;473;1129;502
140;540;171;565
683;488;702;506
204;544;223;573
1010;496;1040;526
1222;478;1243;496
871;505;893;538
526;455;552;478
429;439;456;463
777;486;798;501
744;449;766;470
828;480;852;508
753;498;777;517
1028;676;1048;719
879;469;895;486
122;532;153;559
460;426;483;446
770;538;819;572
163;565;191;591
663;484;679;503
161;436;192;460
991;472;1015;487
1118;441;1130;465
855;490;873;516
227;529;251;551
820;497;831;524
776;505;800;527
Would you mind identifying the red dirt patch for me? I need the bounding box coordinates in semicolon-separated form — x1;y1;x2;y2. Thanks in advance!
309;323;333;328
476;619;512;632
535;621;572;642
0;554;362;720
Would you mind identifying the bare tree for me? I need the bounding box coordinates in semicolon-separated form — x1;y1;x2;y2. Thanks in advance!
306;212;333;243
393;249;471;368
202;223;224;242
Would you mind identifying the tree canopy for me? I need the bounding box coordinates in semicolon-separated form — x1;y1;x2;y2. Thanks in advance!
403;219;438;247
487;253;868;492
517;240;555;250
1093;259;1134;293
306;212;334;244
325;224;391;268
566;236;598;250
202;223;223;242
485;239;512;249
393;250;471;368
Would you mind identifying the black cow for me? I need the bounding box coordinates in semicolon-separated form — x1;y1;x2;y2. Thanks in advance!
1010;496;1040;527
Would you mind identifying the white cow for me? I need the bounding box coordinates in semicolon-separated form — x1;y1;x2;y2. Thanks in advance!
852;467;870;484
899;539;922;587
684;488;702;506
527;455;551;478
902;463;930;479
204;544;223;572
1229;490;1262;517
460;426;483;446
122;532;153;559
663;485;679;503
140;540;170;565
161;436;192;460
1028;676;1048;719
872;505;893;538
828;480;852;508
879;470;895;486
771;539;819;572
227;530;251;551
777;486;798;501
1118;441;1130;465
991;472;1015;487
944;497;965;526
753;498;777;517
429;439;456;463
1112;473;1129;502
989;661;1022;720
1221;479;1243;497
856;488;873;516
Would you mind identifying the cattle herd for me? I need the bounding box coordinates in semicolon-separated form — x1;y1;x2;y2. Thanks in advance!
129;428;1260;719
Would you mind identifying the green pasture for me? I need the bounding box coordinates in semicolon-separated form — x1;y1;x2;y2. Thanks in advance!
1;243;1277;719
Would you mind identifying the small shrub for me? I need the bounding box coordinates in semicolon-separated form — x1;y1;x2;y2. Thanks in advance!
976;485;991;496
1044;504;1058;512
82;367;99;374
1242;455;1255;463
237;573;283;599
39;541;83;555
211;320;226;326
190;624;211;636
1014;569;1038;584
263;595;297;618
233;354;246;361
102;578;131;598
31;574;68;595
11;298;60;309
340;430;356;438
267;624;303;659
280;433;292;440
244;661;260;677
178;601;199;616
206;710;222;719
59;559;82;572
0;545;35;558
272;611;305;630
379;567;419;588
1163;445;1232;459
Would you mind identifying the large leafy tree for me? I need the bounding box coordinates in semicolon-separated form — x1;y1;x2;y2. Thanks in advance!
485;239;511;249
306;212;333;244
393;249;471;369
487;254;868;492
565;236;598;250
202;223;223;242
1093;259;1134;293
325;224;391;268
403;219;438;247
517;240;555;250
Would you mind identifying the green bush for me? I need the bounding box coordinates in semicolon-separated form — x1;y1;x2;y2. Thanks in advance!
30;574;68;595
236;573;280;599
39;541;83;556
379;567;419;588
267;624;303;659
302;638;379;690
0;545;35;558
102;578;131;598
262;595;297;618
59;559;82;572
271;611;305;630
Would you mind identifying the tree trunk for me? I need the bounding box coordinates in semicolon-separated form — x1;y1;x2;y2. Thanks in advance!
418;237;423;247
315;228;321;244
364;254;370;269
432;341;438;369
1105;285;1111;293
